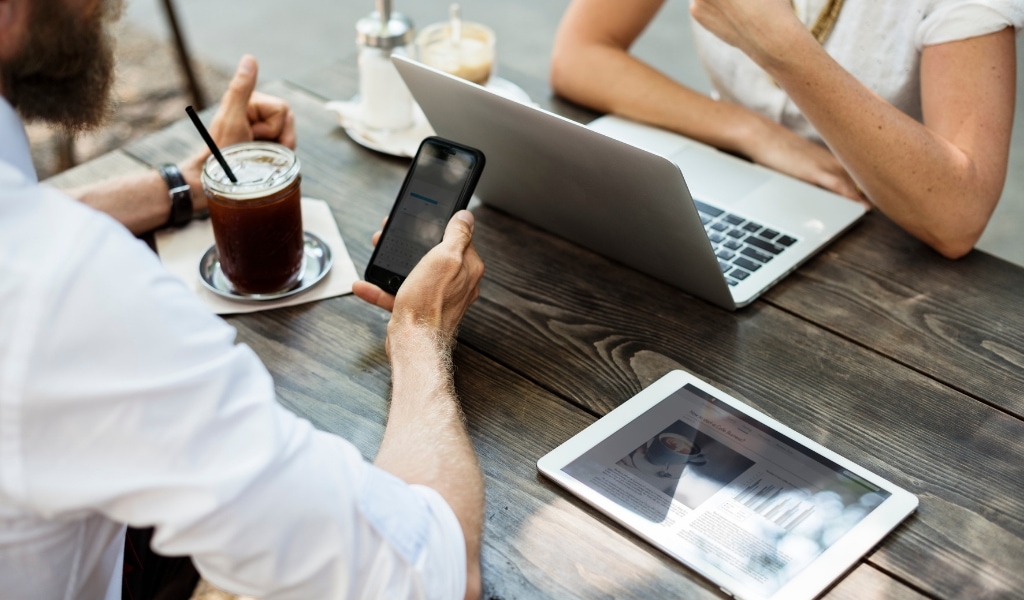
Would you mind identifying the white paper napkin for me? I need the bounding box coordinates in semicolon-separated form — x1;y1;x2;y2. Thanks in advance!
155;197;359;315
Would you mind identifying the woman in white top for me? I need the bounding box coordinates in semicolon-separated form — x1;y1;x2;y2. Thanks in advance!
551;0;1023;258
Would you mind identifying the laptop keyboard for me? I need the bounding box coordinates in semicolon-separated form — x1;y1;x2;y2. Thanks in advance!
693;199;799;287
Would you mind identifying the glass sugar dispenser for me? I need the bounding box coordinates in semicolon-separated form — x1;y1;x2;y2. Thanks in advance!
356;0;415;132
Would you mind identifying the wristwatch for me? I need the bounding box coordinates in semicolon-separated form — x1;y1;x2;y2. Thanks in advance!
158;164;193;228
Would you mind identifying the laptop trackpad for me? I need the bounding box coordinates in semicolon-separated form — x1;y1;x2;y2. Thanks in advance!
669;146;771;205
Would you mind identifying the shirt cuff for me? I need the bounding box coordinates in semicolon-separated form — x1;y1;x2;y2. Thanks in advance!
411;484;467;600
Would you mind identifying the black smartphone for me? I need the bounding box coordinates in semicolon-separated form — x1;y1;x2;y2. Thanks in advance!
365;136;486;294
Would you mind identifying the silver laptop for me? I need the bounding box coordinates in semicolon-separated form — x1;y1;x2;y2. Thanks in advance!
393;55;866;310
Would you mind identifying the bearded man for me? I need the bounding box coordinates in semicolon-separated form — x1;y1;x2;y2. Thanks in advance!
0;1;486;599
2;0;297;233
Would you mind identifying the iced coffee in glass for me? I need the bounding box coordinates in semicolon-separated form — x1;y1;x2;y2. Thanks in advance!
202;142;304;295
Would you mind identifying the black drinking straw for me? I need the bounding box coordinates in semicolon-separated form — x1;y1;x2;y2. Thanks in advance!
185;106;237;183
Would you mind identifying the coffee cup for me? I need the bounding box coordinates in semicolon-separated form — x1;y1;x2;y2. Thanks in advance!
646;433;706;467
201;142;304;295
416;21;495;86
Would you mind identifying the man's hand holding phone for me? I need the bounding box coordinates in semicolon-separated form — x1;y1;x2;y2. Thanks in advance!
357;136;486;353
353;210;484;350
356;209;487;598
364;137;486;294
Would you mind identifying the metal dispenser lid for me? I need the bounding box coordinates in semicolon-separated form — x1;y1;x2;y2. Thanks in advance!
356;0;414;49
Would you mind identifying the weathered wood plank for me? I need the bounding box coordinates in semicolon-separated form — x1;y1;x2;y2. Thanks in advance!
114;64;1024;424
289;64;1024;420
221;294;725;599
225;294;930;600
154;81;1024;598
824;564;930;600
764;212;1024;419
267;81;1024;597
42;149;149;189
92;79;1024;599
455;205;1024;599
120;100;227;168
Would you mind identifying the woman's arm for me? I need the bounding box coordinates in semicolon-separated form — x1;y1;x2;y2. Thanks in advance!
551;0;862;200
691;0;1016;258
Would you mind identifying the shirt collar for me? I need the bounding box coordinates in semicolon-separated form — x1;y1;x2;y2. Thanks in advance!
0;96;38;184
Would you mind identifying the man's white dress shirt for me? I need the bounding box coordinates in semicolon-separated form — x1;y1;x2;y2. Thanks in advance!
0;97;466;600
691;0;1024;143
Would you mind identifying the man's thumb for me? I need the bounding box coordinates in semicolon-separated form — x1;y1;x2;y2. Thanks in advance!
225;55;258;107
442;210;475;250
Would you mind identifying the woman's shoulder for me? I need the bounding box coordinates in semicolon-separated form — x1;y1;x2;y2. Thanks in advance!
917;0;1024;47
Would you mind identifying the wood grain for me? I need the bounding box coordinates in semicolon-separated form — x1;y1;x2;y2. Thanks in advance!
456;205;1024;598
764;212;1024;419
223;293;923;600
61;74;1024;599
43;149;149;190
266;77;1024;596
289;65;1024;422
217;292;726;599
824;564;930;600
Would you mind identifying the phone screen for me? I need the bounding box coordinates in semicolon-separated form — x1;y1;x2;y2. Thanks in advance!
372;142;479;278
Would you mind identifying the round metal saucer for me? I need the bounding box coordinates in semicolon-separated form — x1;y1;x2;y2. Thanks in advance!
198;231;333;302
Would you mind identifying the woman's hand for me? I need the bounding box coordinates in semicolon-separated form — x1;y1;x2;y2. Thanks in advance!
690;0;804;61
743;118;868;207
688;0;862;203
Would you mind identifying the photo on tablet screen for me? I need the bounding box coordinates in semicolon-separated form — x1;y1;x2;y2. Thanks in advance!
616;420;755;510
561;383;892;597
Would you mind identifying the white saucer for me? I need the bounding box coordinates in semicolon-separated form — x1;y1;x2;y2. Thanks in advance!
327;76;532;158
485;77;532;104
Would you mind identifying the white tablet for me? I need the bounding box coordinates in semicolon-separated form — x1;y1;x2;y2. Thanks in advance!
538;370;917;600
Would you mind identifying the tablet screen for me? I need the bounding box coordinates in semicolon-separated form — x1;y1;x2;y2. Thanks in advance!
561;383;891;598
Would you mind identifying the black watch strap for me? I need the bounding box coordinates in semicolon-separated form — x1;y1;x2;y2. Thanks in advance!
158;164;193;228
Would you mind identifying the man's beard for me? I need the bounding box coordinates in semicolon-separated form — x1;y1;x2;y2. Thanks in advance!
1;0;123;133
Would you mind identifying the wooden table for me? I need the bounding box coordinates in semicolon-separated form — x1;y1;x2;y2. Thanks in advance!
51;60;1024;600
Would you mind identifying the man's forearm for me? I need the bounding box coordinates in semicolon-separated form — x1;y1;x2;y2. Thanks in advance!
70;170;170;234
374;324;483;598
69;153;209;235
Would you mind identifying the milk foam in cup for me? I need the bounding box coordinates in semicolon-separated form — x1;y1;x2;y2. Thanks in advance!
646;433;704;466
416;20;495;86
